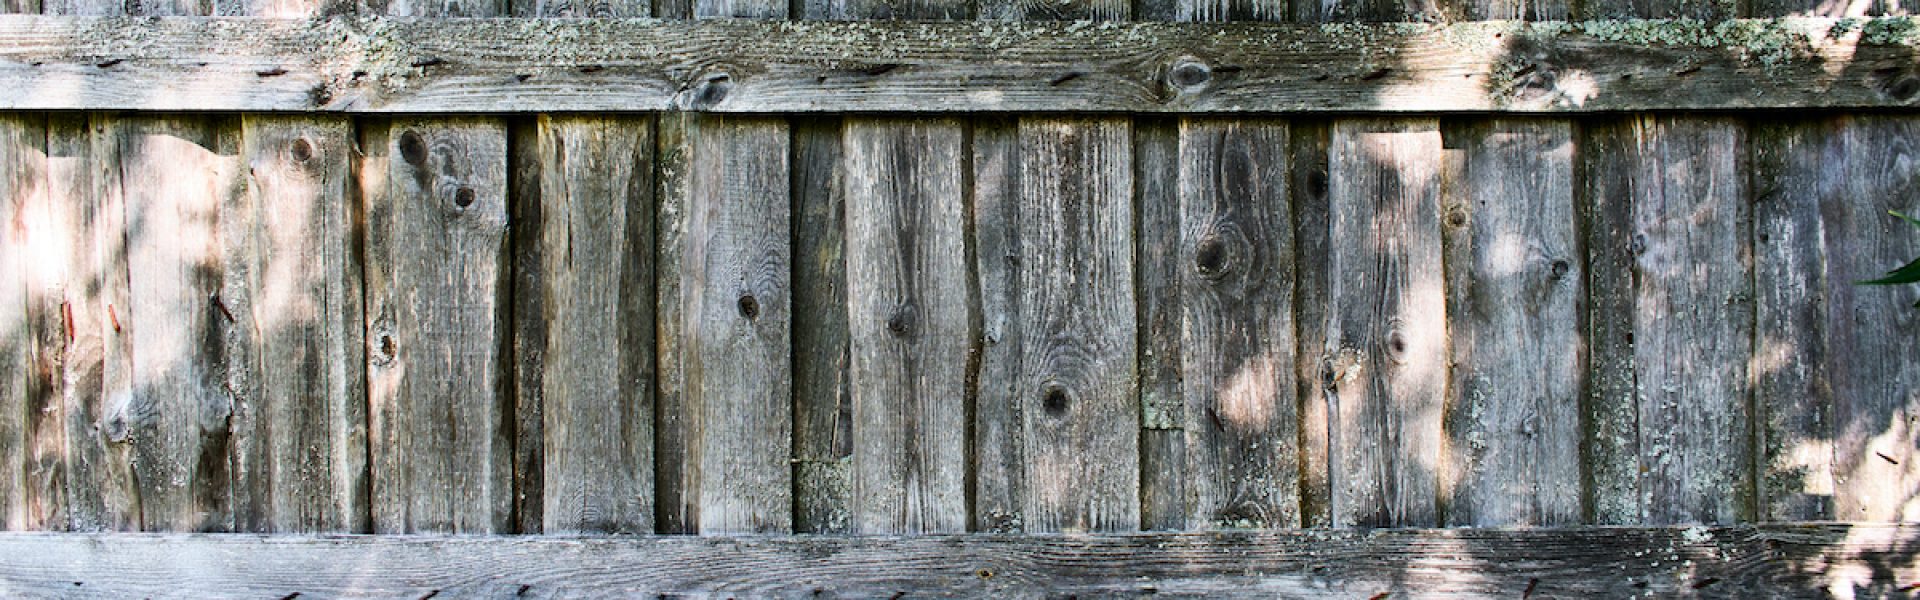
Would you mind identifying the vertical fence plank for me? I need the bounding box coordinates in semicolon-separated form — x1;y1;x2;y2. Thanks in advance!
1441;119;1582;527
365;118;511;534
1016;118;1137;533
1172;119;1298;530
1750;117;1835;522
226;116;366;533
670;115;792;535
507;118;545;536
1824;117;1920;522
971;116;1024;533
840;119;969;534
1136;117;1184;532
1584;116;1753;525
7;116;66;532
790;117;852;535
653;113;696;535
108;117;243;532
1290;122;1333;528
0;116;33;530
525;115;656;534
1324;119;1447;528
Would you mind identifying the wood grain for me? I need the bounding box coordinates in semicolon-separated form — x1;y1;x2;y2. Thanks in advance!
0;115;31;531
2;525;1918;597
674;115;792;535
363;118;512;534
970;116;1024;534
1324;119;1447;528
227;116;366;533
1290;120;1334;529
790;116;852;535
1174;119;1298;530
651;112;695;535
527;115;655;534
1136;116;1184;532
1441;118;1583;527
1016;118;1137;533
4;17;1920;114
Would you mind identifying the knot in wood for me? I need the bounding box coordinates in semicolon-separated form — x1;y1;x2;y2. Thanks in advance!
692;73;732;110
1168;60;1212;90
290;138;313;162
1040;383;1070;416
1193;237;1231;278
885;304;916;337
738;294;760;320
1548;259;1571;281
453;186;476;209
398;131;428;168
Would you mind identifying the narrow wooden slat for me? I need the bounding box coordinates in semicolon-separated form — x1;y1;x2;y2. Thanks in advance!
970;116;1024;534
675;115;792;535
1584;115;1754;525
107;116;243;532
652;112;695;535
1173;119;1298;530
1289;121;1333;528
1135;117;1184;532
4;525;1920;597
1750;116;1836;522
1016;118;1137;533
8;116;65;532
226;116;365;533
840;118;968;535
8;17;1920;114
1440;118;1582;527
0;115;31;531
54;115;135;532
1821;116;1920;522
506;117;543;536
1324;119;1447;528
790;117;852;535
364;118;511;534
527;115;655;535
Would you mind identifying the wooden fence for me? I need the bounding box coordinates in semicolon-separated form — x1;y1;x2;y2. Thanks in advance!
0;0;1918;593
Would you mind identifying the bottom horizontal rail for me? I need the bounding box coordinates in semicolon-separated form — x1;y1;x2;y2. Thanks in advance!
0;525;1913;598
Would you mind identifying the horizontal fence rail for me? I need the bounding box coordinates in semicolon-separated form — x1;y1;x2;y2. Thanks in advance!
1;525;1918;597
1;17;1920;112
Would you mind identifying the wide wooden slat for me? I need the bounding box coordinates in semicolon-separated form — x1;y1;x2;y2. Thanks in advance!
1015;118;1137;533
4;17;1920;113
227;116;366;533
1441;118;1583;527
363;118;512;534
840;119;969;535
1173;119;1298;530
1;525;1918;597
526;115;655;535
1324;119;1447;528
1583;115;1754;525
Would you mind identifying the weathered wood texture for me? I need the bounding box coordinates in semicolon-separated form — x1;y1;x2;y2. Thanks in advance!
1583;115;1754;526
1753;115;1920;523
0;115;33;531
525;115;655;534
3;525;1920;597
841;118;969;534
790;116;852;535
1441;118;1583;527
969;117;1024;534
1323;119;1447;528
5;17;1920;113
363;118;512;534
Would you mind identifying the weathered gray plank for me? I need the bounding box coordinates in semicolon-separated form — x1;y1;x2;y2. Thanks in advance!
1583;115;1754;525
790;117;851;536
4;525;1920;597
1136;116;1184;532
0;115;31;531
1750;116;1836;522
511;0;647;16
840;118;968;535
505;117;543;536
971;116;1024;534
7;116;65;532
8;18;1920;114
363;118;512;534
1440;118;1583;527
1816;116;1920;522
974;0;1124;20
804;0;965;18
53;116;135;532
1172;119;1297;530
673;115;792;535
651;112;695;535
105;116;242;532
1290;120;1333;529
527;115;655;535
1016;118;1137;533
225;116;365;533
1324;119;1447;528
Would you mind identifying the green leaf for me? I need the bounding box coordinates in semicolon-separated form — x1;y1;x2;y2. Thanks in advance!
1894;210;1920;229
1859;255;1920;285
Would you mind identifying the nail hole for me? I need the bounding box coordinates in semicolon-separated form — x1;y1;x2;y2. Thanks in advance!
454;187;476;208
738;295;760;320
290;138;313;162
398;131;427;167
1042;385;1069;416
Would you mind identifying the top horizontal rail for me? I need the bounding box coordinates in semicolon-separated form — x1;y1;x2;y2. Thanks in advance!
3;16;1920;113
